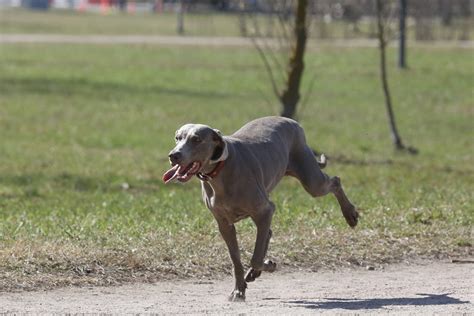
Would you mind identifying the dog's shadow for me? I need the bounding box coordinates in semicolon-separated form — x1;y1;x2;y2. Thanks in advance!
285;293;469;310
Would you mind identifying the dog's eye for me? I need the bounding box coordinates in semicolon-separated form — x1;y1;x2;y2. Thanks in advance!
190;136;202;143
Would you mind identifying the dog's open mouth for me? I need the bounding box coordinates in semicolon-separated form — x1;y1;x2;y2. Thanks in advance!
162;161;201;184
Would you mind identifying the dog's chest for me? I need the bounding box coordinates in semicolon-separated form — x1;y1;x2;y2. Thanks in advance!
201;183;250;223
213;204;249;223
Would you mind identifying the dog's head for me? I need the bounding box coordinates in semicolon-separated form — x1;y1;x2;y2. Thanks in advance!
162;124;227;183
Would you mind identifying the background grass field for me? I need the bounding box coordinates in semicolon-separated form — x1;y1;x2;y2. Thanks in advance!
0;12;473;290
2;9;473;40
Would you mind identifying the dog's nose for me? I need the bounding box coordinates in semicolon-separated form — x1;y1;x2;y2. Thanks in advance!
168;152;182;164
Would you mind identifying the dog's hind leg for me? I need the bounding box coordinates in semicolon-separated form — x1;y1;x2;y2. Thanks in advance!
288;146;359;227
245;229;276;282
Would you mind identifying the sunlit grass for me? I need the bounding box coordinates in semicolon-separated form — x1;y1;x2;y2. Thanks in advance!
0;43;472;290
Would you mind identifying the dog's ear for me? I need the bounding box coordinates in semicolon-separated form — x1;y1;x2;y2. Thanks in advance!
210;129;228;162
212;129;222;142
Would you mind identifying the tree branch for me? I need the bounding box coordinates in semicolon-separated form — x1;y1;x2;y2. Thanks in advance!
250;36;281;98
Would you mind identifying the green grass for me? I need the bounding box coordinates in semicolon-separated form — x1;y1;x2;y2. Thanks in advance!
0;9;241;36
0;42;472;291
1;8;473;41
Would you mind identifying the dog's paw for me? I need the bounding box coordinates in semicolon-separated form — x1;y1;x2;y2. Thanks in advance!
263;259;277;272
228;290;245;302
344;205;359;228
244;268;261;282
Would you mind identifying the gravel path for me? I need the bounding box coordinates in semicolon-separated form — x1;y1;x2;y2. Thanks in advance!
1;261;472;314
1;34;473;48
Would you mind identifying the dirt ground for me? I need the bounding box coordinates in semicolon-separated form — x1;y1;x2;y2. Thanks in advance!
1;261;472;314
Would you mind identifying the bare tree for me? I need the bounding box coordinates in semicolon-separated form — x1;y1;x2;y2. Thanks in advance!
280;0;308;118
177;0;185;35
439;0;453;26
375;0;417;153
459;0;471;41
412;0;435;41
398;0;407;69
247;0;311;119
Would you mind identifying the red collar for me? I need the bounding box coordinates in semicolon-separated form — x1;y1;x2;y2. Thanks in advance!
196;160;225;182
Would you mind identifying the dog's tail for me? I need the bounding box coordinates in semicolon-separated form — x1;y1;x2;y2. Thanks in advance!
316;154;327;169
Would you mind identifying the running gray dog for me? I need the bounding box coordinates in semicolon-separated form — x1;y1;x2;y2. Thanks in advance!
163;116;358;302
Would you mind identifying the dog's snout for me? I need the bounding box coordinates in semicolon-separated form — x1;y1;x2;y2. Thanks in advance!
168;152;182;164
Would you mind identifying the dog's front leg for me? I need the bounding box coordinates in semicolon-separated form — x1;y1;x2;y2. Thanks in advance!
245;202;277;282
216;219;246;302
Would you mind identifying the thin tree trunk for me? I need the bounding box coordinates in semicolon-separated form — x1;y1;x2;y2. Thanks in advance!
376;0;405;150
280;0;308;118
398;0;407;69
238;0;247;37
177;0;184;35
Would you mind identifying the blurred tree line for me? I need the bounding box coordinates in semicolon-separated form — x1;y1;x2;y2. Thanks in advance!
176;0;473;41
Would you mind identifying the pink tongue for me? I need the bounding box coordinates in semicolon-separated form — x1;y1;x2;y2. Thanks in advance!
162;165;180;183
